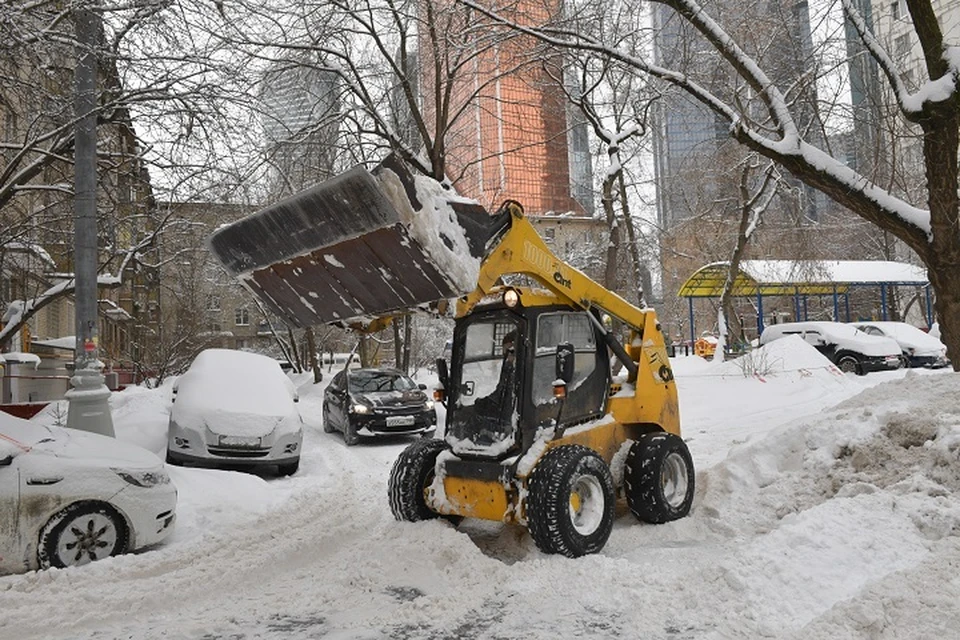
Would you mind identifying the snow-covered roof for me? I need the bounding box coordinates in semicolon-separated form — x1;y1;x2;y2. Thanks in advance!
32;336;76;350
679;260;928;297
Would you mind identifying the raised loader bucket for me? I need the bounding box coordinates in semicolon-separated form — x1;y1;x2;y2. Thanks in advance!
208;155;505;328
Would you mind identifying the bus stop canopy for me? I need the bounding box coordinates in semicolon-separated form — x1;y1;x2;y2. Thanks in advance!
677;260;932;344
678;260;929;297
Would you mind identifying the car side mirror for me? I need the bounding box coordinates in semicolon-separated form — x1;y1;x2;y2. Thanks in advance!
556;342;575;384
418;383;427;390
436;358;449;391
0;454;14;467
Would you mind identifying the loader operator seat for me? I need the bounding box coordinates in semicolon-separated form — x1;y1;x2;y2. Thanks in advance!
474;330;517;425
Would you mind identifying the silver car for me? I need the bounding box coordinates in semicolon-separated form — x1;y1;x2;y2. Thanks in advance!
166;349;303;476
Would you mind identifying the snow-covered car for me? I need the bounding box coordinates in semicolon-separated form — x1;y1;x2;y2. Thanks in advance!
0;414;177;575
323;368;436;445
852;321;949;368
166;349;303;475
759;321;902;374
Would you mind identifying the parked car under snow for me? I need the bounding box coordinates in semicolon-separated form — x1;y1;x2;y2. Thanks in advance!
0;415;177;575
323;368;436;445
166;349;303;476
759;321;902;374
852;321;949;368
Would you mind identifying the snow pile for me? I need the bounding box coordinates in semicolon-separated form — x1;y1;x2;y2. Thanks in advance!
35;384;174;457
697;371;960;635
714;333;843;377
674;336;863;468
377;166;482;295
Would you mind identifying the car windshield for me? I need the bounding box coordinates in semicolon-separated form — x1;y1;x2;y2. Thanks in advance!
348;371;417;393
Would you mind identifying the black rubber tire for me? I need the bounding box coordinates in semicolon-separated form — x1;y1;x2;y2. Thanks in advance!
343;420;360;446
388;438;448;522
277;459;300;476
525;445;615;557
322;405;335;433
837;354;861;375
624;433;695;524
38;501;129;570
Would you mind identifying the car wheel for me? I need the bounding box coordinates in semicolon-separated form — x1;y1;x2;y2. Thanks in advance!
837;354;861;375
38;502;129;570
322;405;335;433
624;433;695;524
278;459;300;476
525;445;615;557
343;420;360;446
388;438;449;522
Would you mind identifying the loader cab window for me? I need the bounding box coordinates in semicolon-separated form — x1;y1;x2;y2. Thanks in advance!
447;318;522;454
532;311;606;425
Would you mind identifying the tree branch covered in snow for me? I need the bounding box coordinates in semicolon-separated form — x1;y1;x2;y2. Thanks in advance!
458;0;960;370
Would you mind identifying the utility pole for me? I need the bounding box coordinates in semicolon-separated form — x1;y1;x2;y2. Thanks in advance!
66;3;114;437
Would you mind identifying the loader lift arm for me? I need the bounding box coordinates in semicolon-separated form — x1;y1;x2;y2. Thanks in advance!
459;200;647;380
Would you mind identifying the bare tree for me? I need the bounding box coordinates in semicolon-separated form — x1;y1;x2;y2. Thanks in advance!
712;158;779;360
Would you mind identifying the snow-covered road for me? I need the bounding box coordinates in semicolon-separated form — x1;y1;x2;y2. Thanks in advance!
3;338;960;639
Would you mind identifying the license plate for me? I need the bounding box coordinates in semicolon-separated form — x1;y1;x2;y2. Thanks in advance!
219;435;261;447
386;416;415;427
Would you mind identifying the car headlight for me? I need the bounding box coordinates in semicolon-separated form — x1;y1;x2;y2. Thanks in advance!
350;403;371;414
114;469;171;488
423;400;435;411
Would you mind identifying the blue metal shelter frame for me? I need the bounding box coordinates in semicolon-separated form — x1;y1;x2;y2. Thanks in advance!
677;260;933;344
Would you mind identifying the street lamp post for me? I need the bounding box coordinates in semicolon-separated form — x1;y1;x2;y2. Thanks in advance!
65;4;114;437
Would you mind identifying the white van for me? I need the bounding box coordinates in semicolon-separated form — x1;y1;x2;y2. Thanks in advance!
759;321;901;374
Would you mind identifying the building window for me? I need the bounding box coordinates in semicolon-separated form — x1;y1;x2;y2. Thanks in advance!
543;227;556;243
208;321;222;333
235;308;250;326
206;294;221;311
895;34;911;59
891;0;907;20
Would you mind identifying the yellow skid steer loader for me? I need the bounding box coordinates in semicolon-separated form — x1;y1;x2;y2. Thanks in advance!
209;155;695;557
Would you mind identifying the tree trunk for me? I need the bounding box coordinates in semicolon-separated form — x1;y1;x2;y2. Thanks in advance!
393;319;403;370
402;315;412;373
287;327;302;373
617;171;646;307
601;174;620;291
304;326;322;383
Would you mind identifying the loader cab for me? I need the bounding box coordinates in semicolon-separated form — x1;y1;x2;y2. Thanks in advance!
444;303;610;459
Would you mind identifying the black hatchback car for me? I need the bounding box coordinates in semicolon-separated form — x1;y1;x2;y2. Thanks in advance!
322;368;437;445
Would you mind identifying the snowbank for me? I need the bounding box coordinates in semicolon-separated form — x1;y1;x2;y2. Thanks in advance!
5;356;959;639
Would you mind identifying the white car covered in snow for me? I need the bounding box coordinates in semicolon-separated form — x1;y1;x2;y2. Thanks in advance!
852;321;949;369
759;321;902;374
0;415;177;575
166;349;303;476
